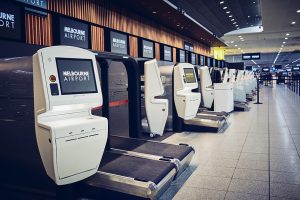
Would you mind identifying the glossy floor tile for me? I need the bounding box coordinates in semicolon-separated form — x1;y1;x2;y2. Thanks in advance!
160;84;300;200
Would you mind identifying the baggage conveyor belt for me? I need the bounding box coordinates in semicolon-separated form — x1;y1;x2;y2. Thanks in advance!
110;135;195;176
197;109;230;118
84;151;177;199
184;114;227;131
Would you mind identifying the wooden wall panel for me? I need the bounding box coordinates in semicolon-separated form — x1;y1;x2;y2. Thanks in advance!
155;43;160;60
129;36;138;57
91;26;104;52
173;48;177;63
25;13;52;46
48;0;211;56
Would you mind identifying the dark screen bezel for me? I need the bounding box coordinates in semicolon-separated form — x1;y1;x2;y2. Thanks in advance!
56;58;98;95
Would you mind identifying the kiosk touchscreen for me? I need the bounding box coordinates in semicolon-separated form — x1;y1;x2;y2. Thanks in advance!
173;63;201;120
33;46;108;185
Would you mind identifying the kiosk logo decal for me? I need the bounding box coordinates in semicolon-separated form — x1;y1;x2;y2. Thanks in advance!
62;71;90;82
64;27;86;41
0;12;15;29
112;38;126;49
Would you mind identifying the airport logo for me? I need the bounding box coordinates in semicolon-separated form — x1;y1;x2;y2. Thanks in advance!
164;49;171;58
62;70;90;82
16;0;48;9
64;26;86;41
0;11;15;30
112;37;126;49
143;45;153;54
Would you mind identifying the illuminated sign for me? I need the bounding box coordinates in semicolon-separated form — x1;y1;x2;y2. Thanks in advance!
184;41;194;52
16;0;48;9
58;17;89;49
160;45;172;61
141;40;154;58
242;53;261;60
0;1;22;40
178;49;185;63
191;53;196;65
110;31;128;55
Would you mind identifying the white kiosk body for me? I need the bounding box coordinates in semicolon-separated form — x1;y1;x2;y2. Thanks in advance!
199;66;233;112
174;63;201;120
144;59;168;136
33;46;108;185
229;69;247;103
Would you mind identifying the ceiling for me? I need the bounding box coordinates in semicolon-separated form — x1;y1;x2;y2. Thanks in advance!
225;52;300;68
223;0;300;54
109;0;300;67
168;0;262;38
110;0;226;47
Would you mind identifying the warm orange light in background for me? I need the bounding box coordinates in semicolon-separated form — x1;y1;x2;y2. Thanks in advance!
212;48;225;60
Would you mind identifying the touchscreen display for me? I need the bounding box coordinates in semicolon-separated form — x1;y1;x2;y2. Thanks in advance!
56;58;97;95
184;68;196;83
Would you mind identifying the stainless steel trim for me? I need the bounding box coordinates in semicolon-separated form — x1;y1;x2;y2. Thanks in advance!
84;169;176;199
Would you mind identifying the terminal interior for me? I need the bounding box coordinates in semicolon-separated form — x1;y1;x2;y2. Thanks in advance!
0;0;300;200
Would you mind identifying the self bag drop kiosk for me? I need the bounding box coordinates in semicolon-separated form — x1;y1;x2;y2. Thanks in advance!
174;63;201;120
33;46;108;185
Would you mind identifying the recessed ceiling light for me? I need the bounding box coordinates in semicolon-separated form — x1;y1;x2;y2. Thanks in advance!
223;6;228;9
283;41;286;44
235;24;239;27
238;48;241;50
248;15;250;18
286;33;290;36
220;1;225;4
253;1;255;3
226;11;230;14
281;45;284;47
237;27;240;29
233;22;237;24
240;37;244;40
152;11;157;14
234;44;238;47
238;35;242;37
291;21;296;25
177;24;180;26
231;19;235;21
285;37;288;40
297;10;300;13
229;15;233;17
231;41;234;43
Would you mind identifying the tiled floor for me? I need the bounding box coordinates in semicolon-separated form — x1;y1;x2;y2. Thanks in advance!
160;84;300;200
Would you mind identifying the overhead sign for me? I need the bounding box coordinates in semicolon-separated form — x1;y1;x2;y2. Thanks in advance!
242;53;261;60
184;41;194;52
110;31;128;55
200;55;204;66
179;49;185;62
207;57;211;67
191;53;196;65
163;45;172;61
142;39;154;58
58;17;89;49
16;0;48;9
262;67;270;72
0;1;22;41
